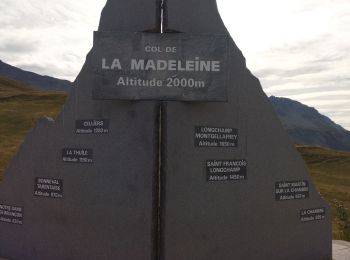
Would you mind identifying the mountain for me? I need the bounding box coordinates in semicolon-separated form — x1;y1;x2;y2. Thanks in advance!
0;75;67;182
1;60;349;152
270;96;350;152
0;76;36;98
0;60;71;91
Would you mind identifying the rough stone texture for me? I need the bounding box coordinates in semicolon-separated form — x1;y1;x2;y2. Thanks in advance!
160;0;332;259
0;0;159;259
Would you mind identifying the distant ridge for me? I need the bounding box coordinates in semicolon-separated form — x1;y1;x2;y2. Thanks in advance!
1;60;349;152
0;60;71;92
270;96;350;152
0;76;36;98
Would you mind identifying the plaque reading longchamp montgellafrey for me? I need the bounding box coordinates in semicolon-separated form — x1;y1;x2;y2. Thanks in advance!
0;204;23;225
195;126;238;147
34;178;63;199
76;119;110;134
91;32;229;101
206;160;247;182
62;148;93;163
275;180;309;201
300;208;326;222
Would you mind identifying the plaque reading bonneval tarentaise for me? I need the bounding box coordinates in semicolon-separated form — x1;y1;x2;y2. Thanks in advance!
91;32;229;101
34;178;63;199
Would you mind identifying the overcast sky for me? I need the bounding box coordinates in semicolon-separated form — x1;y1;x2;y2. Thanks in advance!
0;0;349;130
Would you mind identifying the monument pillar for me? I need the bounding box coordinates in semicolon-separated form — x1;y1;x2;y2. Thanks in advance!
160;0;332;259
0;0;161;259
0;0;332;259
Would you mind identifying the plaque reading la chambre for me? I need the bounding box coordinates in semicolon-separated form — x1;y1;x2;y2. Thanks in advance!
90;32;229;101
300;208;326;222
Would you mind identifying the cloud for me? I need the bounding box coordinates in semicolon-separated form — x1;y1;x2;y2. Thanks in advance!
218;0;350;130
0;0;106;80
0;41;38;53
0;0;349;130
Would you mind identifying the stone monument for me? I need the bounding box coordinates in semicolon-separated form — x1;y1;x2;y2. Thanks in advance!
0;0;332;259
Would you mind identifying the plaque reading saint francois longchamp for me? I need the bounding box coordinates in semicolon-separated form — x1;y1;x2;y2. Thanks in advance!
91;32;229;101
206;160;247;182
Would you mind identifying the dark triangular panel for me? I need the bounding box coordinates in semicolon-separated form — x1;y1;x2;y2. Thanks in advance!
0;0;159;259
160;0;332;259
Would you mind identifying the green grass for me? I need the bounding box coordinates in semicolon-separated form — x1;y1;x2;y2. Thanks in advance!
0;76;66;180
0;76;349;241
297;145;350;240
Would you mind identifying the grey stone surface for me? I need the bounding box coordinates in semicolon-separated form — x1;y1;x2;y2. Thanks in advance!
0;0;159;259
160;0;332;259
333;240;350;260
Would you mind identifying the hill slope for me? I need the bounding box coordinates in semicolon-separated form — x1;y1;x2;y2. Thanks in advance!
0;76;38;97
271;96;350;152
0;76;66;179
297;145;350;240
0;60;71;91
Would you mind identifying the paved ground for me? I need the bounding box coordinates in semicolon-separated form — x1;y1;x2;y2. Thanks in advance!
334;240;350;260
0;240;349;259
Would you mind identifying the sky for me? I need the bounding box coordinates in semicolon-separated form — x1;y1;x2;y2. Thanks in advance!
0;0;349;130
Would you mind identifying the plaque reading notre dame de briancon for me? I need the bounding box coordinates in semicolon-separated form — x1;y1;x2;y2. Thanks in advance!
91;32;229;101
0;204;23;225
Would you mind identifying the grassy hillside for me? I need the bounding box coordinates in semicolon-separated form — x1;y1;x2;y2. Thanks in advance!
297;146;350;240
0;76;349;241
0;76;66;180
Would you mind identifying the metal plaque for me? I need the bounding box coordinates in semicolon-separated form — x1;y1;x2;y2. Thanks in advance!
62;148;93;164
195;126;238;147
275;180;309;201
0;204;23;225
300;208;326;222
206;160;247;182
91;32;229;101
75;119;110;134
34;178;63;199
